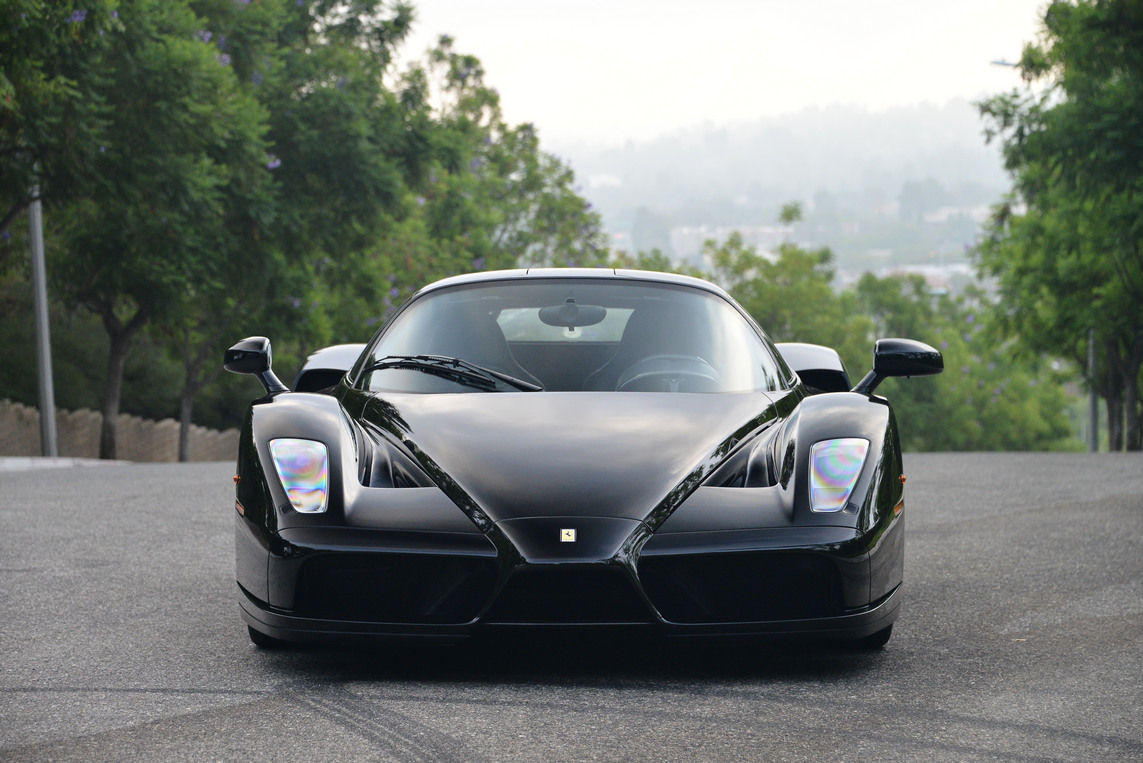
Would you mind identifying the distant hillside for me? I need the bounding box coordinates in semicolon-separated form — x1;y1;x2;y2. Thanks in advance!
550;98;1011;269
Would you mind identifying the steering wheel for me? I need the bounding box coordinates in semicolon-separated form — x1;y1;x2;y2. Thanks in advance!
615;354;722;392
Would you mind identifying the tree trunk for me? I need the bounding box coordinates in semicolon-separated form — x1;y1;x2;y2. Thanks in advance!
1125;379;1141;451
99;327;131;460
1104;341;1124;452
1104;334;1143;452
1120;334;1143;452
175;323;229;463
1106;394;1123;451
178;391;194;463
96;306;150;460
178;335;199;464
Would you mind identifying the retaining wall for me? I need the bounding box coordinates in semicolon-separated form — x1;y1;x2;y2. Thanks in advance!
0;399;239;462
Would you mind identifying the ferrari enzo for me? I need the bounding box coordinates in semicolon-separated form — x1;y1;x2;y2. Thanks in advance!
224;268;942;649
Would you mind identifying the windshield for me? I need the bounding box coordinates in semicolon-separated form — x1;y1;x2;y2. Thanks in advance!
359;278;786;394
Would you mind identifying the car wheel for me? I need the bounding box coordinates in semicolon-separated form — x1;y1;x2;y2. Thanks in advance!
248;625;285;650
854;624;892;650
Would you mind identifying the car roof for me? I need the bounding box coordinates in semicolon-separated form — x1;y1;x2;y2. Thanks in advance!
414;268;733;301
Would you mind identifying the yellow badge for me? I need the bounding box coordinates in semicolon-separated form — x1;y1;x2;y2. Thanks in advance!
560;528;577;543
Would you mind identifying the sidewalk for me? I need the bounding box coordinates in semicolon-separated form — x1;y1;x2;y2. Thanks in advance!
0;457;130;471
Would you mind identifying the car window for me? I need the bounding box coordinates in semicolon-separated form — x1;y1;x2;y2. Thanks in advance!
360;278;785;393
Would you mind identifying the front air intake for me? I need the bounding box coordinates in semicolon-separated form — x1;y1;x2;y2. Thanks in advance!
483;564;654;624
294;552;497;624
638;551;843;623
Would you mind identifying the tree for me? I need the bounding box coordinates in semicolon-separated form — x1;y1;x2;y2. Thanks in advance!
52;0;272;459
977;0;1143;450
854;274;1076;451
691;205;1075;451
897;178;950;225
158;23;611;447
0;1;120;241
708;207;870;373
155;0;425;458
393;37;608;276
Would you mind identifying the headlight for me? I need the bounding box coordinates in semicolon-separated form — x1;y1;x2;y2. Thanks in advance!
809;438;869;512
269;439;329;513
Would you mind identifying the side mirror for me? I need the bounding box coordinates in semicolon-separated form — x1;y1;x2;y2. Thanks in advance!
224;336;288;395
852;338;943;395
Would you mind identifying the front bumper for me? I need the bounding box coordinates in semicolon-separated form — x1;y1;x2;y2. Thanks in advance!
239;519;900;645
239;580;900;645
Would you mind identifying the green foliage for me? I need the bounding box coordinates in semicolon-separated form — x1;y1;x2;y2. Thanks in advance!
0;268;184;420
696;216;1076;452
977;0;1143;450
0;1;122;239
854;275;1077;451
778;201;803;225
609;248;704;277
0;2;612;447
41;0;280;456
708;232;870;375
56;0;272;319
2;3;1084;457
402;37;608;267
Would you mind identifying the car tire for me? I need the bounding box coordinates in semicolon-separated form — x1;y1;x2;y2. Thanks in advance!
854;624;893;650
248;625;285;650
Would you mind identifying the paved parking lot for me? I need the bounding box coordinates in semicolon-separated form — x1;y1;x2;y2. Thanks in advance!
2;453;1141;760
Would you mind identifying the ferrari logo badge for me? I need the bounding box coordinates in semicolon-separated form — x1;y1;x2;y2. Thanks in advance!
560;528;577;542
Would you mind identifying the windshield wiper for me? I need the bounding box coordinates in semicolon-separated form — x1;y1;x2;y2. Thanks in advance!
363;355;543;392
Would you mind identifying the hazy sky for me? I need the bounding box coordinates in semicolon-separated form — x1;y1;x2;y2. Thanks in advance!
399;0;1046;146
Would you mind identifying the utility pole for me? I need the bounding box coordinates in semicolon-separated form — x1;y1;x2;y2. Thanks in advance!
29;181;59;457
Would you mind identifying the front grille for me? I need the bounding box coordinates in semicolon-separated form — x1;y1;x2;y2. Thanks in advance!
483;565;654;624
294;553;497;624
638;551;843;623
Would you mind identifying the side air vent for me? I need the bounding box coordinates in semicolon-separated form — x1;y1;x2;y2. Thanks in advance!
704;440;775;488
359;429;435;488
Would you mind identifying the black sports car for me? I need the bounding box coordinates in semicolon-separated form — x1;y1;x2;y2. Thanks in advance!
224;268;942;649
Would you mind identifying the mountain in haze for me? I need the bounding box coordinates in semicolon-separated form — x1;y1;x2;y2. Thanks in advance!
550;98;1010;270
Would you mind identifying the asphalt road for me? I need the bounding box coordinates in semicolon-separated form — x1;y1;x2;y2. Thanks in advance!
1;453;1140;761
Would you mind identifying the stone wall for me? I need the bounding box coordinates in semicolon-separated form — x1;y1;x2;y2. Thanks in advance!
0;400;238;462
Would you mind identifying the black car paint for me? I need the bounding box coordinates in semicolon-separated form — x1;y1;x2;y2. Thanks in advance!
229;269;930;646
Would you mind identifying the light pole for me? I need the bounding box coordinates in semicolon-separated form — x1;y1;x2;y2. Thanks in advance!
28;179;58;457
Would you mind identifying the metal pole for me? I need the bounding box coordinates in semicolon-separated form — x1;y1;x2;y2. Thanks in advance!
1088;328;1098;453
29;182;59;457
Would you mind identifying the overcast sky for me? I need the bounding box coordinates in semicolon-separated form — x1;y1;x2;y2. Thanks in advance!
399;0;1046;146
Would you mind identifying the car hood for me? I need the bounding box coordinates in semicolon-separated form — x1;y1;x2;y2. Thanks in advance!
362;391;778;526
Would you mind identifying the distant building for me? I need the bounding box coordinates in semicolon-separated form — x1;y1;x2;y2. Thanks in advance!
669;225;794;267
921;205;992;225
609;231;632;252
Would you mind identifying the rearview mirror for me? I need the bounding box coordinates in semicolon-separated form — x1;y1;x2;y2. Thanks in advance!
538;299;606;330
852;338;943;395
